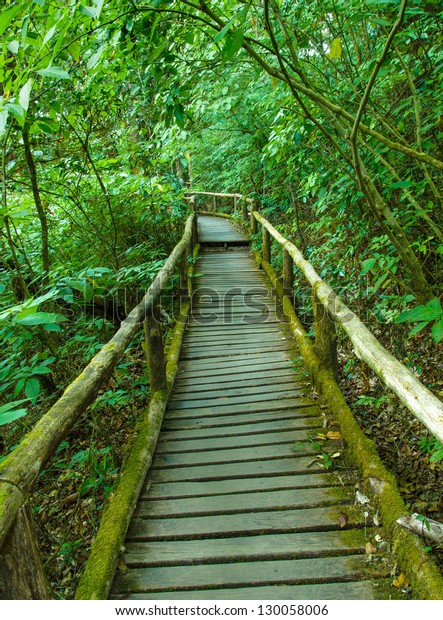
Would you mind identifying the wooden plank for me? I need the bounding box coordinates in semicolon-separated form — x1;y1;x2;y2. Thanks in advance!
157;428;321;452
123;529;370;566
160;416;322;439
135;487;344;518
142;472;341;499
162;408;322;431
148;456;326;482
180;343;293;360
177;360;300;381
112;554;381;593
164;398;317;418
173;372;305;392
169;379;309;400
178;350;292;368
112;580;382;600
152;443;317;468
168;387;308;409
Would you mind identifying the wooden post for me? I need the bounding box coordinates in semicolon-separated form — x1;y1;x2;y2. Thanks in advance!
189;195;196;213
262;225;271;263
0;502;49;599
241;198;248;222
250;200;257;234
213;195;217;212
144;304;166;392
313;293;338;380
233;196;237;213
192;214;198;247
283;248;294;299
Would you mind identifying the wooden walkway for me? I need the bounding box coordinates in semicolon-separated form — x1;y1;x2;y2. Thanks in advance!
111;217;391;600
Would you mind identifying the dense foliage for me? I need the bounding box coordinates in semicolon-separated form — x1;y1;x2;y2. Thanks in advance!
1;0;442;595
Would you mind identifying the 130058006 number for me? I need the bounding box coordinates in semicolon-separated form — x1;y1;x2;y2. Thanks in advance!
257;605;328;616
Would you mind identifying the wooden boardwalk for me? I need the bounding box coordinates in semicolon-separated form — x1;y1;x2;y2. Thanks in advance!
111;216;391;600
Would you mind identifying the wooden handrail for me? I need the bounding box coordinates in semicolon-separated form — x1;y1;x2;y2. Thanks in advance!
252;210;443;444
185;191;244;198
0;214;196;557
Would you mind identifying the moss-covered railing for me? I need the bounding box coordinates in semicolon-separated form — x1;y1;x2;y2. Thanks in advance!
186;190;443;599
0;214;198;600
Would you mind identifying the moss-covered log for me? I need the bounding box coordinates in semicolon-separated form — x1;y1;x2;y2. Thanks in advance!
75;245;199;600
0;215;195;551
254;211;443;444
257;254;443;600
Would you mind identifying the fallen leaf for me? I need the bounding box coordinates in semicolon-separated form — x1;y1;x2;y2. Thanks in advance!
117;562;129;573
393;573;407;588
365;542;377;554
326;431;342;440
339;512;349;528
356;490;370;505
373;511;381;526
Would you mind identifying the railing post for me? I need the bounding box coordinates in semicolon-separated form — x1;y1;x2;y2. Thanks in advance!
189;194;196;213
283;248;294;299
262;225;271;264
144;303;167;392
249;199;257;234
213;195;217;212
241;198;248;222
312;293;338;380
0;501;49;599
192;213;198;247
233;195;237;213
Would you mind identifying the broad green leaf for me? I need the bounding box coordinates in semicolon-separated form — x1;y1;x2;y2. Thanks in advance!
0;4;22;37
19;79;33;112
0;408;27;426
430;449;443;462
87;44;105;70
408;321;428;337
0;399;28;426
392;180;414;189
174;103;185;128
7;40;19;54
221;29;244;63
214;20;234;43
431;317;443;344
396;302;441;324
327;38;342;59
41;24;56;49
16;311;67;326
361;258;376;275
25;378;40;401
0;108;9;138
68;41;80;62
36;66;71;80
6;103;26;127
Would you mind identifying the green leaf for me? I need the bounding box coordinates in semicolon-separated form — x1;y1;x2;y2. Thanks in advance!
409;321;428;337
430;449;443;462
25;378;40;401
361;258;376;275
0;107;9;138
0;399;28;426
68;41;81;62
174;103;185;128
327;38;342;59
392;180;414;189
431;317;443;344
7;40;19;54
396;303;441;324
221;29;244;63
0;4;22;37
6;103;26;127
19;79;33;112
214;20;233;43
36;66;71;80
16;311;67;326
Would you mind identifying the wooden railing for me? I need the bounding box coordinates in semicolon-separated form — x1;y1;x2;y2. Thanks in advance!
187;190;443;444
0;214;198;599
